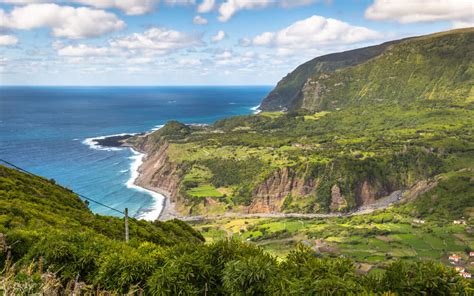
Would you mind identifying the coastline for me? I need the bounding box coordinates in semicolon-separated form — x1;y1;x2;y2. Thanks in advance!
133;181;181;221
83;105;260;221
126;149;166;221
84;129;179;221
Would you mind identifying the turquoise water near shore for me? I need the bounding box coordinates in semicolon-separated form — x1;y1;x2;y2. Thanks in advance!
0;86;269;219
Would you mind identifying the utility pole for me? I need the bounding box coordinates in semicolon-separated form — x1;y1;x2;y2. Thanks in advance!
125;208;129;243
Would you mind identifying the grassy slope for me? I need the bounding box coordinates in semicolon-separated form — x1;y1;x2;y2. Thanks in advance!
194;170;473;261
298;28;474;111
0;164;204;279
259;37;405;111
133;29;474;217
260;28;473;112
140;99;473;216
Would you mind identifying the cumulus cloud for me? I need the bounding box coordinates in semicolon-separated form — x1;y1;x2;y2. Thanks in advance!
127;57;154;64
218;0;318;22
73;0;158;15
193;15;208;25
55;43;116;57
239;37;251;46
218;0;272;22
178;58;202;66
0;0;49;3
211;30;226;42
452;20;474;29
251;15;382;54
197;0;215;13
163;0;196;5
365;0;474;27
109;27;202;54
0;34;18;45
0;4;125;39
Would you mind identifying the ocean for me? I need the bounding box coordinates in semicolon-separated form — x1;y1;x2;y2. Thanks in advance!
0;86;269;219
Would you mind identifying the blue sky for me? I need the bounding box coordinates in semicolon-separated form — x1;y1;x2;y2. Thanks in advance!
0;0;472;85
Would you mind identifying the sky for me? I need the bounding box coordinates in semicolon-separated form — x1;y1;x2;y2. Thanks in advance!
0;0;472;86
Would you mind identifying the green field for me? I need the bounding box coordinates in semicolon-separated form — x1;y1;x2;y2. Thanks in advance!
193;210;474;268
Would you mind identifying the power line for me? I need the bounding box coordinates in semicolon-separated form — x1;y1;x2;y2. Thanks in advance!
0;158;125;215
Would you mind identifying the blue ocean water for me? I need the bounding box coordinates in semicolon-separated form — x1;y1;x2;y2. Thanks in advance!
0;86;269;219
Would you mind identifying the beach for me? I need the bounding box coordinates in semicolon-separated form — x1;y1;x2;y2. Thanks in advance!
84;129;181;221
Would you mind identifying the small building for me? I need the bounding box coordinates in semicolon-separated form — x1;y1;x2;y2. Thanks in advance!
449;254;461;263
413;219;425;224
454;266;465;273
453;220;466;225
461;272;471;279
469;251;474;257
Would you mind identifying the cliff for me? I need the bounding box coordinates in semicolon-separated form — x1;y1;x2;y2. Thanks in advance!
129;28;473;217
261;28;474;112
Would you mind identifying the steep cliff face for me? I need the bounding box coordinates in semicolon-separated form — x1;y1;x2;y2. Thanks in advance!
247;166;400;214
248;167;315;213
134;141;181;200
330;185;347;212
259;39;405;111
261;28;474;112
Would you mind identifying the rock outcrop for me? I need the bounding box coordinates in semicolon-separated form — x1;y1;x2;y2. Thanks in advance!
329;184;347;212
248;167;315;213
134;142;180;200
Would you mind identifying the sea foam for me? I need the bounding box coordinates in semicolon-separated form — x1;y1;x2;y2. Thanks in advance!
250;104;261;114
126;149;164;221
82;133;137;152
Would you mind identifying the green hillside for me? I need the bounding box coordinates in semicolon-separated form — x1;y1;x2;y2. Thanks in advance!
2;165;471;294
0;166;472;295
261;28;473;112
0;164;204;292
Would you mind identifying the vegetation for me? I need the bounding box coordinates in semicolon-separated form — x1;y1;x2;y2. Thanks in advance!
261;28;474;112
133;97;474;216
3;28;474;293
0;164;203;293
130;30;473;216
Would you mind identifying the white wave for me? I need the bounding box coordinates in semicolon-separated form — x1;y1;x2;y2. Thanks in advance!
126;149;164;221
82;133;137;152
150;124;164;132
250;104;261;114
120;169;128;173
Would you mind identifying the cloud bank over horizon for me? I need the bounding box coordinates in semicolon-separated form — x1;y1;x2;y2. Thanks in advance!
0;0;471;85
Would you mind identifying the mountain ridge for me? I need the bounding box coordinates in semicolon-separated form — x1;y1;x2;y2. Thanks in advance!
260;27;474;112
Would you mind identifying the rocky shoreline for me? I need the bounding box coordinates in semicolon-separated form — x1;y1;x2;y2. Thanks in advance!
97;133;179;221
94;134;137;147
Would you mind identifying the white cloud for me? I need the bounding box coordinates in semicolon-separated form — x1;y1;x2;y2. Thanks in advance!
178;58;201;66
0;34;18;45
252;31;274;46
452;20;474;29
164;0;196;5
218;0;272;22
197;0;215;13
193;15;208;25
109;27;202;54
127;57;154;64
73;0;158;15
365;0;474;27
56;44;115;56
211;30;226;42
251;15;382;54
217;0;318;22
239;37;251;46
0;4;125;39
